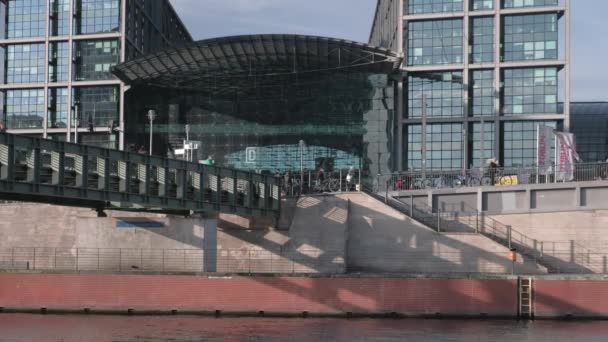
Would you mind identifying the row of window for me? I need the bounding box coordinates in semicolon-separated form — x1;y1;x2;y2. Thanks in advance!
6;0;120;39
407;68;560;118
2;86;119;129
407;13;560;66
406;120;558;169
4;40;119;84
406;0;559;14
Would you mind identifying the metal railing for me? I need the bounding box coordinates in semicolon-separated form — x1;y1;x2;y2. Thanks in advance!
365;189;608;274
0;133;281;217
375;162;608;192
0;247;344;274
279;169;362;197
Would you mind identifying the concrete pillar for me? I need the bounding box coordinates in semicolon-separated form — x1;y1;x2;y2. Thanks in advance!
203;219;217;273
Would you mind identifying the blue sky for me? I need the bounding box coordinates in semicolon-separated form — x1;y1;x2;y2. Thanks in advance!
170;0;607;102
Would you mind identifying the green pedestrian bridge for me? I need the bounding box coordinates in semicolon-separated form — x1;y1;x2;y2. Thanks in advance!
0;133;281;217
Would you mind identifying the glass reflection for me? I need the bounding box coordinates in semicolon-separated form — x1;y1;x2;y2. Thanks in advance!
126;72;394;177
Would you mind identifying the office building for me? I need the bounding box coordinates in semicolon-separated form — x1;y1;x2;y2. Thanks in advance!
370;0;570;169
0;0;191;149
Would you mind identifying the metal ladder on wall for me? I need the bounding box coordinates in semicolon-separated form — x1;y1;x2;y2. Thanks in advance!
519;277;534;319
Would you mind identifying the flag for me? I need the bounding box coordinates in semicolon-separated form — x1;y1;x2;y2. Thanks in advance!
537;125;554;175
555;131;579;181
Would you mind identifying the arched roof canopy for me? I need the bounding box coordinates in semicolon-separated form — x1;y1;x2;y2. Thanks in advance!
113;34;402;91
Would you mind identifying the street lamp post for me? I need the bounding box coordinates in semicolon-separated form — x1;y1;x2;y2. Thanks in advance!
73;103;80;144
299;140;306;194
147;110;156;156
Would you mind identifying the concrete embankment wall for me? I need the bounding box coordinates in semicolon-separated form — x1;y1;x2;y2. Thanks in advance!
0;273;517;317
492;210;608;245
0;195;348;274
2;273;608;318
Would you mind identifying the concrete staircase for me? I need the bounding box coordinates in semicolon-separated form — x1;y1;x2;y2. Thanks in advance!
369;190;605;274
346;193;545;274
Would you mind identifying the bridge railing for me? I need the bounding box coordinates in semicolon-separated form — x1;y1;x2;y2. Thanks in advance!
0;133;281;217
373;162;608;192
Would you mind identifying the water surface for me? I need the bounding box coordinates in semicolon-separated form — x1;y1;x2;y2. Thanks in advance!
0;314;607;341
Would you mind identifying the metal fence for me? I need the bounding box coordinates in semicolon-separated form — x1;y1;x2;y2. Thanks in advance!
279;169;362;197
0;247;345;274
373;162;608;192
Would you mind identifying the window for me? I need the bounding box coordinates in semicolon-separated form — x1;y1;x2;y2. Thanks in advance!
74;86;119;127
48;88;69;128
408;72;464;118
503;121;557;167
6;44;45;84
470;70;495;117
50;0;70;36
407;19;463;66
472;0;494;10
503;0;559;8
502;68;559;115
469;122;495;168
6;0;46;38
74;40;120;81
407;123;464;170
49;42;70;82
5;89;45;129
407;0;464;14
470;17;494;64
76;0;121;34
503;14;558;62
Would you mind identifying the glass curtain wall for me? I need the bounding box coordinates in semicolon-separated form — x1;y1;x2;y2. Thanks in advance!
469;122;495;168
407;0;464;14
48;88;69;128
407;123;464;170
125;71;394;176
503;120;557;167
472;0;494;10
407;19;464;66
75;0;121;34
470;17;494;64
50;0;71;36
502;67;559;115
5;89;45;129
503;0;559;8
6;0;46;38
470;70;494;117
408;71;464;118
503;14;558;62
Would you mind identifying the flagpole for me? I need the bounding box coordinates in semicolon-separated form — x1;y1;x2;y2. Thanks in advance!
554;133;558;183
536;124;540;184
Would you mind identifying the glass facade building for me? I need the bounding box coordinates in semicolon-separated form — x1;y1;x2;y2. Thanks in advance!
114;36;400;176
0;0;192;149
371;0;570;170
570;102;608;163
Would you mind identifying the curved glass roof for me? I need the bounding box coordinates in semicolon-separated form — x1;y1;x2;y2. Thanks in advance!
113;34;402;90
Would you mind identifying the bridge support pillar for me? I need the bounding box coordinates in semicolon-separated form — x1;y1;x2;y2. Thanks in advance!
203;218;218;273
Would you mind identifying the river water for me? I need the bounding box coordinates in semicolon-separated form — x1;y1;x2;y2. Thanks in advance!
0;315;607;341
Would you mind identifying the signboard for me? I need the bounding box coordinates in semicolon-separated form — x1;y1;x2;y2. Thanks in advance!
245;147;258;164
183;140;200;150
116;219;165;229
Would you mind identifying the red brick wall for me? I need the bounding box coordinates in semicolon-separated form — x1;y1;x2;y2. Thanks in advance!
535;280;608;318
0;274;517;316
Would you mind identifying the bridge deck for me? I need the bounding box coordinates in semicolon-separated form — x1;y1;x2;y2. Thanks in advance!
0;134;280;217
